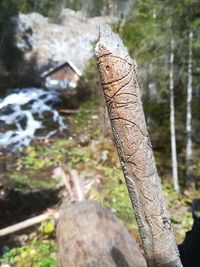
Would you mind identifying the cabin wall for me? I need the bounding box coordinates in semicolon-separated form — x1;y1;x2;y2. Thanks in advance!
48;65;80;82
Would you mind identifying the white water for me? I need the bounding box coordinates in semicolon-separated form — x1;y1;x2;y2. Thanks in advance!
0;88;67;151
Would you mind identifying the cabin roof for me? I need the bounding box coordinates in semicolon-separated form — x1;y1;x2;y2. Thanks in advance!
41;60;82;78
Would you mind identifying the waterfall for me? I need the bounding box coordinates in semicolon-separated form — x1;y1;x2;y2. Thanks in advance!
0;88;67;151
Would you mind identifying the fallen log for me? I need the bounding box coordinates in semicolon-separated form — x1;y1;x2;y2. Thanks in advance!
95;24;182;267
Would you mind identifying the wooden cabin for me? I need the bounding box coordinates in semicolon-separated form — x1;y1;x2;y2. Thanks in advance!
41;61;82;90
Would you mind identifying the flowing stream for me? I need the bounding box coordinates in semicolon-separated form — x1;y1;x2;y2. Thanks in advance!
0;88;67;151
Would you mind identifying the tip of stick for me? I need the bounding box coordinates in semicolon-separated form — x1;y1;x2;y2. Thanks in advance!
95;24;129;59
99;24;112;39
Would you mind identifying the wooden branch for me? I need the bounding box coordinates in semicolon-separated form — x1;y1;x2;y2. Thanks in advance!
70;169;85;202
54;167;85;201
0;210;59;237
59;109;79;115
95;24;182;267
54;167;74;198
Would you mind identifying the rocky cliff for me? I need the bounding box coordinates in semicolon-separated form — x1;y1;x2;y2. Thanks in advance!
15;9;114;73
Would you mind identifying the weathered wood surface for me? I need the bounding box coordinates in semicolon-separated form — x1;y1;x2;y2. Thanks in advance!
95;24;182;267
57;200;146;267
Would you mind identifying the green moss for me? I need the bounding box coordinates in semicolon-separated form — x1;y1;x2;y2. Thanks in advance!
9;171;56;190
73;100;94;124
39;220;55;235
69;100;102;140
91;165;137;232
8;139;80;190
103;179;136;223
0;239;56;267
162;182;195;241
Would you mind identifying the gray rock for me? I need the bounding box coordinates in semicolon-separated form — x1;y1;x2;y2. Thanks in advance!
57;200;147;267
14;9;114;72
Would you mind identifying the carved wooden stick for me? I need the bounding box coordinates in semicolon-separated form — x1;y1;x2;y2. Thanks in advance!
95;24;182;267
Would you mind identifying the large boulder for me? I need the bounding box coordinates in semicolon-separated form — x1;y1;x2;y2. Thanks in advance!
57;200;146;267
14;9;114;72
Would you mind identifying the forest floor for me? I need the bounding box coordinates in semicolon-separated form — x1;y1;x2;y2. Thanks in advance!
0;99;199;267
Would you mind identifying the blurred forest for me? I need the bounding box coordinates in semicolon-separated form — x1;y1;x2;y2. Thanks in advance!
0;0;200;266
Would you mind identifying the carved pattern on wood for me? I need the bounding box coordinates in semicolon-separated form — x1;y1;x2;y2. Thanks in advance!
95;24;182;267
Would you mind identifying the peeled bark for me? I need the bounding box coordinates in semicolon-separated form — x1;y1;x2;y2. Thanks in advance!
169;38;179;193
95;24;182;267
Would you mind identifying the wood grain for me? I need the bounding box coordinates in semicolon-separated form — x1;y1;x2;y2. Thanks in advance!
95;24;182;267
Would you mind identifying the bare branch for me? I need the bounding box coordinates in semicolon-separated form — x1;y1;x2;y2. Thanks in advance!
0;210;59;237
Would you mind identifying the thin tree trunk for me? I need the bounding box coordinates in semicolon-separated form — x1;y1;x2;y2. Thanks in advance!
186;30;194;188
96;24;182;267
169;37;179;193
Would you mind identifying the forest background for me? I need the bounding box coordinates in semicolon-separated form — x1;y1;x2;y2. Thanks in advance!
0;0;200;266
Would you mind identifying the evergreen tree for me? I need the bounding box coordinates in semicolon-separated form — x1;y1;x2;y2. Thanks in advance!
121;0;200;189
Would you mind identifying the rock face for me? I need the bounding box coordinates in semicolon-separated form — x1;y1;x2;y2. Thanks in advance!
14;9;114;72
57;200;147;267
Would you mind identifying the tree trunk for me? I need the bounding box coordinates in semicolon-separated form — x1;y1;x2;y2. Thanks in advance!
169;37;179;193
186;30;194;188
95;24;182;267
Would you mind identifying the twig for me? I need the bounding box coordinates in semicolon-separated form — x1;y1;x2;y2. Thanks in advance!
54;167;74;198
